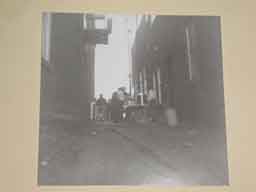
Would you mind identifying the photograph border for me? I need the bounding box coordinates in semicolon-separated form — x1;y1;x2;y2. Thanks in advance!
1;0;255;192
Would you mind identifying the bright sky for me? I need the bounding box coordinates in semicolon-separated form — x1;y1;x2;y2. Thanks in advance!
95;15;138;99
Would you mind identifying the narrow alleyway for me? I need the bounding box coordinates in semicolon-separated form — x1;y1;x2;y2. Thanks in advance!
39;13;228;186
38;117;228;186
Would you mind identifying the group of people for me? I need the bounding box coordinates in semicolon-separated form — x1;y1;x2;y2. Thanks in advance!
93;87;160;123
94;88;130;123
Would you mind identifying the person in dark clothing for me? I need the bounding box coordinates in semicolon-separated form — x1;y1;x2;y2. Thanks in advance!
147;89;157;121
110;92;122;123
95;94;107;121
96;94;107;106
106;99;112;121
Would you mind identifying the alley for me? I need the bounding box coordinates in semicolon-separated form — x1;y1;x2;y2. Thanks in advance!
39;13;229;186
38;118;228;185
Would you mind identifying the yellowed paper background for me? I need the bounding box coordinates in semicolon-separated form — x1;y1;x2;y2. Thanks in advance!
0;0;255;191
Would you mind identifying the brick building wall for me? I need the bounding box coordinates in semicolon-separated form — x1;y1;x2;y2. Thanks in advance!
40;13;93;121
132;15;225;127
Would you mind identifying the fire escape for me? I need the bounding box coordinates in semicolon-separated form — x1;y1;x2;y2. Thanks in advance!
83;14;112;101
83;14;112;44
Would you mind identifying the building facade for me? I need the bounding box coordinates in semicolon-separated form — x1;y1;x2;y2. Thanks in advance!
40;13;111;121
132;15;225;127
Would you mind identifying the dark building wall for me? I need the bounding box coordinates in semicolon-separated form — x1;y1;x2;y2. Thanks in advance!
132;16;225;127
84;44;95;102
188;16;225;127
40;13;92;120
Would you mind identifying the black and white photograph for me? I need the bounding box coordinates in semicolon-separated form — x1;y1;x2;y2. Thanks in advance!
38;12;229;186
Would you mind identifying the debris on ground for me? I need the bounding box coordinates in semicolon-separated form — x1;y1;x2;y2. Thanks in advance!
91;131;97;136
183;142;193;148
40;160;48;167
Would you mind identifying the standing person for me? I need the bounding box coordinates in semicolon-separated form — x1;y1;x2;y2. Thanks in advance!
90;97;97;120
123;90;131;120
96;94;107;105
117;88;125;104
106;99;112;121
111;92;122;123
147;89;157;122
117;87;127;119
96;94;107;121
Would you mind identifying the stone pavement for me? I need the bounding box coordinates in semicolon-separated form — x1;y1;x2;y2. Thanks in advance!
107;121;229;185
38;118;229;186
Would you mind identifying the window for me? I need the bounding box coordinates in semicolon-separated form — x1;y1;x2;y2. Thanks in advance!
139;72;143;93
143;67;147;94
145;15;148;23
185;23;199;81
136;15;142;29
157;68;162;104
153;71;157;92
95;19;106;29
150;15;156;26
185;26;193;80
84;14;108;30
83;14;87;29
42;13;51;63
